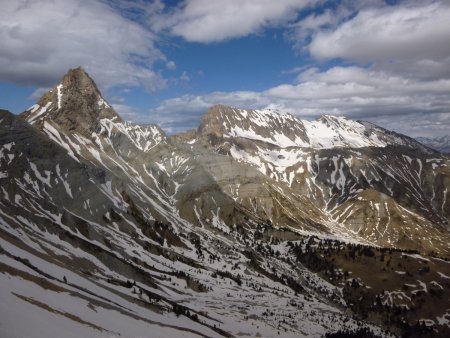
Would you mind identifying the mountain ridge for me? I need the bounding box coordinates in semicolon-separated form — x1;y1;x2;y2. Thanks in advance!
1;68;450;338
12;71;450;253
193;104;430;151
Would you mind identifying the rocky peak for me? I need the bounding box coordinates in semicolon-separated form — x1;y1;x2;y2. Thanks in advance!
198;104;310;147
21;67;121;136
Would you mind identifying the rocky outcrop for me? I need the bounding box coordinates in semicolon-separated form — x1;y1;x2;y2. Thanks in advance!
21;67;121;136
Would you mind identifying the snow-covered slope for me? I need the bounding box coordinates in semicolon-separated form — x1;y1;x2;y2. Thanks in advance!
303;115;414;149
1;69;450;337
0;108;382;338
184;105;450;255
196;105;425;150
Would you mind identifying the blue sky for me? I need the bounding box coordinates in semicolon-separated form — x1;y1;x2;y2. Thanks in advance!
1;0;450;137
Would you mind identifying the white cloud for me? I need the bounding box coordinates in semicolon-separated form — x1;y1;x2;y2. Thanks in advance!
365;112;450;138
309;2;450;65
152;91;265;115
289;0;387;49
263;66;450;123
291;8;344;45
166;61;176;70
0;0;166;90
153;0;310;43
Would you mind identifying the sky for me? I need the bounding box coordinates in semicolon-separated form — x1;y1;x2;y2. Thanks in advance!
1;0;450;138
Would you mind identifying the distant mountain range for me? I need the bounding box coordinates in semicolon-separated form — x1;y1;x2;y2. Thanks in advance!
1;67;449;338
416;135;450;153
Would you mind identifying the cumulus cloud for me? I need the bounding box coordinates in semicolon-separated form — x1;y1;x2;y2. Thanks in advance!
286;0;450;136
289;0;387;49
0;0;166;90
153;0;310;43
309;2;450;72
265;66;450;118
310;2;450;61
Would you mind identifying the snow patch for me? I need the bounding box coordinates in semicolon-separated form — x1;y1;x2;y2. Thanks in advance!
57;84;63;109
27;102;52;124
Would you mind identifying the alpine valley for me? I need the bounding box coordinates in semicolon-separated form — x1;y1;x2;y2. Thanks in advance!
1;67;449;338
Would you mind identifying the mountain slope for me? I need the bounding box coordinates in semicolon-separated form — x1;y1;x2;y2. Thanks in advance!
1;68;450;337
176;105;450;255
0;107;379;338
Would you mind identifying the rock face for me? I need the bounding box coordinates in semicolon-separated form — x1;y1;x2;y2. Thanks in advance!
1;69;450;338
21;67;121;135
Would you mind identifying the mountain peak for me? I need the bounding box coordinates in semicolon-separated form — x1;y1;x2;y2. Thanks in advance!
197;104;310;147
60;66;98;93
21;66;121;135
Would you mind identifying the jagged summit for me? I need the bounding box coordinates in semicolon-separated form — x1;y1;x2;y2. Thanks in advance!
21;67;121;135
19;67;166;159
